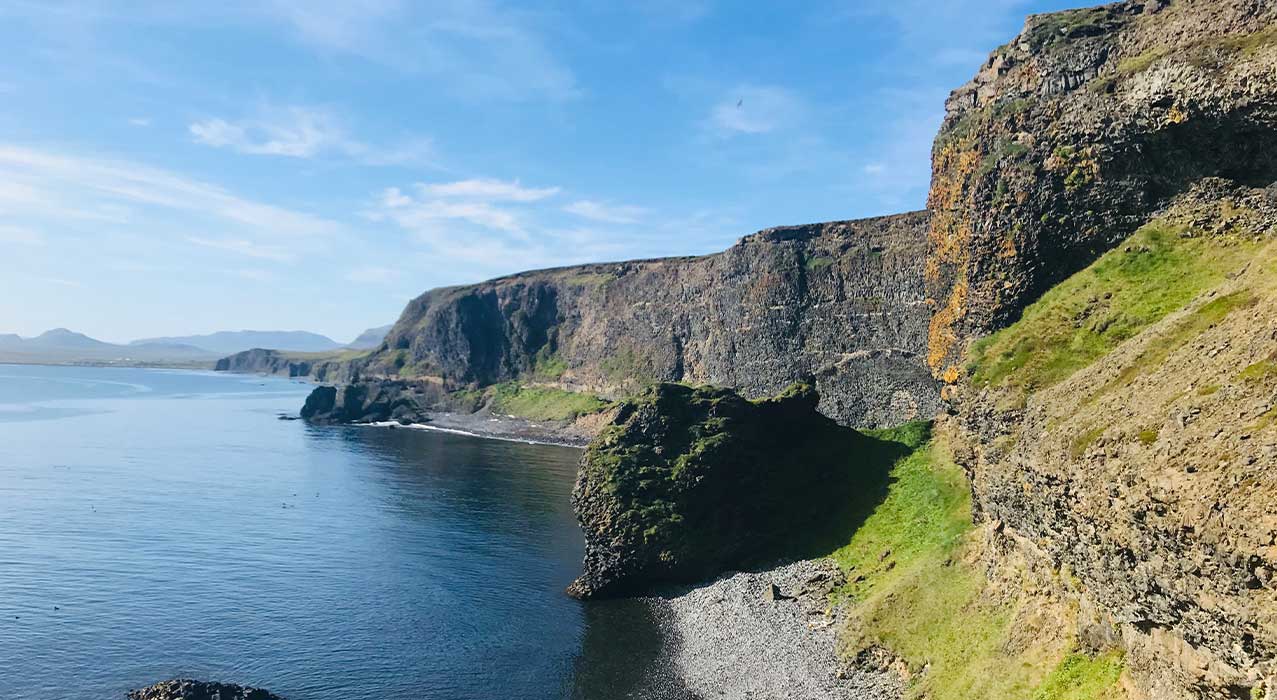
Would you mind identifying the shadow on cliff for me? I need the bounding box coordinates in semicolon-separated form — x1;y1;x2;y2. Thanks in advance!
778;422;924;564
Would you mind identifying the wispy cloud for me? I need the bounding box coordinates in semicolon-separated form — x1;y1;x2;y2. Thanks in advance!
418;178;559;202
379;186;527;234
187;236;294;262
128;117;152;127
370;175;669;282
564;199;646;224
190;105;433;166
0;144;342;238
709;85;804;135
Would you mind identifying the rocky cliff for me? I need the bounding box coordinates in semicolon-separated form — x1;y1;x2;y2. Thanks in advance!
919;2;1277;694
229;212;940;430
213;348;352;381
926;0;1277;380
952;180;1277;699
930;3;1277;697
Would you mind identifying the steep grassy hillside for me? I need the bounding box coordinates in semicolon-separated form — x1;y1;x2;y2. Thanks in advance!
827;422;1128;700
953;181;1277;698
926;0;1277;379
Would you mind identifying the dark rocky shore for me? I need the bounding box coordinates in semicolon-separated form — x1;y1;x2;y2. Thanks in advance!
128;679;281;700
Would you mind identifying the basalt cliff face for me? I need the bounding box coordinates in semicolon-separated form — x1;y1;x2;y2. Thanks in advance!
230;212;940;429
926;0;1277;380
936;2;1277;696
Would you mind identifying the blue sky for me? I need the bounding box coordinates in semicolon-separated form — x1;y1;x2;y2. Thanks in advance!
0;0;1080;343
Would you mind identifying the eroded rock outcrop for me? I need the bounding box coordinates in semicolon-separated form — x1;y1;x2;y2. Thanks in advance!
128;679;281;700
299;380;444;424
567;381;886;599
926;0;1277;379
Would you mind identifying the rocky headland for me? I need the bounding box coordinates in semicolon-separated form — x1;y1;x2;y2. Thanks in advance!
224;212;941;432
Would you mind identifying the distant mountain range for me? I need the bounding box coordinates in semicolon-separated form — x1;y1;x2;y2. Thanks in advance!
0;325;393;367
130;330;343;355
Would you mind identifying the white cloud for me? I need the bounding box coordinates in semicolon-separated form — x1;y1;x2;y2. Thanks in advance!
863;162;887;175
128;117;152;127
187;237;294;262
0;144;342;238
190;106;433;166
379;187;525;234
417;178;559;202
710;85;804;135
370;177;670;283
344;266;400;284
564;200;646;224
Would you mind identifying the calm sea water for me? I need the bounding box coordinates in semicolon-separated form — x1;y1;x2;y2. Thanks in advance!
0;365;676;700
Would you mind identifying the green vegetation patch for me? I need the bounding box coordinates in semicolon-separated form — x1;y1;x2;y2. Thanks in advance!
1033;652;1126;700
488;383;610;422
968;221;1260;396
1024;6;1126;52
1239;351;1277;384
831;428;1128;700
600;348;655;385
1086;290;1257;402
806;255;836;271
531;347;568;380
831;422;969;603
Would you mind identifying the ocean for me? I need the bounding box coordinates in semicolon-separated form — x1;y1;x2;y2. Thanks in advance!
0;364;674;699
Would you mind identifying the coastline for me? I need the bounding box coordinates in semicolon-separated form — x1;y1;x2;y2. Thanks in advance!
362;412;591;448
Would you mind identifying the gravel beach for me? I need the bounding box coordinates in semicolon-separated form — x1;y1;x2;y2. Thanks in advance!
654;559;902;700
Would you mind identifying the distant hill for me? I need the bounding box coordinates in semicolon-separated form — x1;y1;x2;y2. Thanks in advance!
347;324;392;350
130;330;342;355
24;328;115;350
0;329;218;366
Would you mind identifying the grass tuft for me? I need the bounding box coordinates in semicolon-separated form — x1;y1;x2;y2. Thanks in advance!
1033;651;1126;700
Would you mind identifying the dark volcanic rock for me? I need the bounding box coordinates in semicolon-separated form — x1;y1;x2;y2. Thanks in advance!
567;381;889;599
300;380;443;424
283;213;940;430
128;679;281;700
214;348;351;382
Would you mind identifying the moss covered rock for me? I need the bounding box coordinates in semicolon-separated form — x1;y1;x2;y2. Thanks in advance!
567;381;888;599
